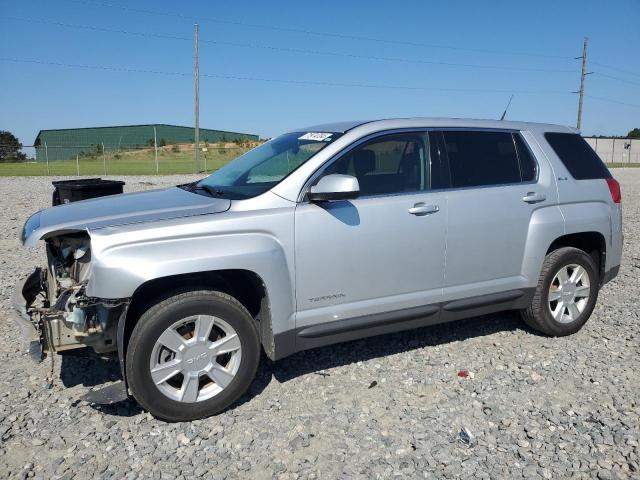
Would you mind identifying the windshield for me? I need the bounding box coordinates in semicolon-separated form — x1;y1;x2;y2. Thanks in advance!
195;131;342;199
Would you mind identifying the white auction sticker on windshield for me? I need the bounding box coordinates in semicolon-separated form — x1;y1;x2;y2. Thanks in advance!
298;132;332;141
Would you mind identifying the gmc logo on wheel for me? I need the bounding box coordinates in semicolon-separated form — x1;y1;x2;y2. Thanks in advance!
185;352;207;364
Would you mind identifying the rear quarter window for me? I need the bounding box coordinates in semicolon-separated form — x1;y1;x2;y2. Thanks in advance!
544;132;611;180
514;133;537;182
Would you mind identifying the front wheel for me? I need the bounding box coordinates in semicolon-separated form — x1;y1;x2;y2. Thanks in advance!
126;290;260;421
521;247;599;336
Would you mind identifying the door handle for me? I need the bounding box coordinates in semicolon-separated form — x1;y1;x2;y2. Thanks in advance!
522;192;546;204
408;203;439;216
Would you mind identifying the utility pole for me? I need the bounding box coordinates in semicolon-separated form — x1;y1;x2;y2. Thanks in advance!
575;37;593;130
194;23;200;173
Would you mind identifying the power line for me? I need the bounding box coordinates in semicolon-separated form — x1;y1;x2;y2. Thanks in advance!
210;38;571;72
0;57;572;95
2;16;576;74
58;0;575;60
2;16;192;42
592;72;640;88
585;95;640;110
5;62;637;112
20;2;640;85
0;57;189;76
590;61;640;80
201;72;567;94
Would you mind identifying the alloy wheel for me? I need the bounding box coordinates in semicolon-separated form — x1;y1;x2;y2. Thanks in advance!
149;315;242;403
548;263;591;324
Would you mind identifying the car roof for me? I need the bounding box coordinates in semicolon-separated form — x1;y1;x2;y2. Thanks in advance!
297;117;578;134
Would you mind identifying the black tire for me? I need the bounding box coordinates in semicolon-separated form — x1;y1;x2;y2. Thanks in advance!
126;290;260;421
521;247;599;336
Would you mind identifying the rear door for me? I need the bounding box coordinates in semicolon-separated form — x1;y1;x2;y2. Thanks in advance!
437;129;555;300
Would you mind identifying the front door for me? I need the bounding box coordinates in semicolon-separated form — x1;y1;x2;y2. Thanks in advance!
294;131;447;334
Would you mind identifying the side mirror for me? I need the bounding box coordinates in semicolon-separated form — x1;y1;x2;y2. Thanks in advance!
308;174;360;202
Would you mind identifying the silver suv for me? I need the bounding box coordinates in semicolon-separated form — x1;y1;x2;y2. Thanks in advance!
13;118;623;421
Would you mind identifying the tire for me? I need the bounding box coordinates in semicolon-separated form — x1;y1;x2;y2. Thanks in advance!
521;247;599;336
126;290;260;421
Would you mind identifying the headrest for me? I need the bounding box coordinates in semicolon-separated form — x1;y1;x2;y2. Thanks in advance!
400;152;420;172
353;149;375;176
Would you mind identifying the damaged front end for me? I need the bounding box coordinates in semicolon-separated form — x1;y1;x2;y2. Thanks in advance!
12;232;128;361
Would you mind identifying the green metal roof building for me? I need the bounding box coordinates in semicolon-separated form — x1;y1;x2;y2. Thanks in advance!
34;124;259;161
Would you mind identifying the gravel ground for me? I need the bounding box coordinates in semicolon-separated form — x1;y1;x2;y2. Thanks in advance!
1;172;638;479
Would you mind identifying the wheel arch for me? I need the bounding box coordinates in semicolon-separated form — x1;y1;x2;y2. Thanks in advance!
117;269;276;392
546;231;606;285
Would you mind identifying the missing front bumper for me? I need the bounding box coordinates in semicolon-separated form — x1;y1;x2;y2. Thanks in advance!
12;267;128;362
11;268;45;362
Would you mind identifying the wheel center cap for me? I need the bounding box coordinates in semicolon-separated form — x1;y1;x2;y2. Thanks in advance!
562;283;576;301
184;345;210;371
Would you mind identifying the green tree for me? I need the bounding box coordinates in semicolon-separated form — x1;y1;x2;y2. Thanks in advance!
627;128;640;139
0;130;27;163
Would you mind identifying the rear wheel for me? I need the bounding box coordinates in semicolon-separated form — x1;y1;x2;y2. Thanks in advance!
126;290;260;421
521;247;599;336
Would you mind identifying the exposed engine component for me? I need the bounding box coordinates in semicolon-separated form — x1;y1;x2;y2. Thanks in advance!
21;233;127;355
46;233;92;302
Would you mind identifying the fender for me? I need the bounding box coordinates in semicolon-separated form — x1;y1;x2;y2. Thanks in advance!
560;201;612;266
520;204;566;285
87;210;296;340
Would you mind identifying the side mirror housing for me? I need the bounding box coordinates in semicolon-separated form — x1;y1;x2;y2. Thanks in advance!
308;174;360;202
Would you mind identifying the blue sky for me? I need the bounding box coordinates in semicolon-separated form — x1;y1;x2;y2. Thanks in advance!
1;0;639;148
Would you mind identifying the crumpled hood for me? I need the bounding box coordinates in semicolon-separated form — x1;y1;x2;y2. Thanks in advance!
22;186;231;247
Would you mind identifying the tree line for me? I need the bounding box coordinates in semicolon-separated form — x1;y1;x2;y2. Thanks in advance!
0;131;27;162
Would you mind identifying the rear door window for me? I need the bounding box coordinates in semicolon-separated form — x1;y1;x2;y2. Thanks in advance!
442;131;522;188
544;132;611;179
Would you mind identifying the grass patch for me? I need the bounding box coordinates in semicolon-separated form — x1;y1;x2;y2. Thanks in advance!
4;148;635;176
0;146;250;176
607;163;640;168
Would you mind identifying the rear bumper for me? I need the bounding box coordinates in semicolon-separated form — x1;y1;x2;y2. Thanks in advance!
11;269;45;362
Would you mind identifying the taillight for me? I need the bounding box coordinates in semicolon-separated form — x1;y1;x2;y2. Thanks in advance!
606;178;621;204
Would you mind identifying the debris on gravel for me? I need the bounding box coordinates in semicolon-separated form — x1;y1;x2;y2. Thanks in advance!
1;172;639;479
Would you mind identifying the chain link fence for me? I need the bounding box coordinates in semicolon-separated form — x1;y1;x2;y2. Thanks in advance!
3;136;638;176
0;143;253;176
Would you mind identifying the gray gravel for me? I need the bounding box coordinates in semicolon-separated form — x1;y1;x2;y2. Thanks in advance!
1;172;639;479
